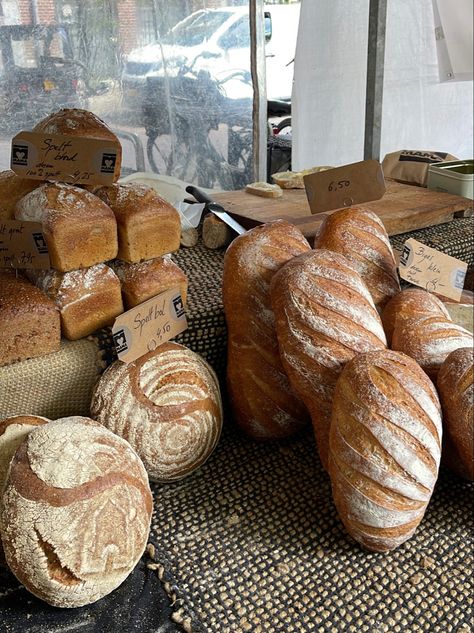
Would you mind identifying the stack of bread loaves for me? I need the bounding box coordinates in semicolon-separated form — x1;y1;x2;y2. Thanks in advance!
1;108;187;366
223;207;473;553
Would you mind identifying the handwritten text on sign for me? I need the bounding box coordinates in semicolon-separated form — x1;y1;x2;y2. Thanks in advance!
0;220;50;269
112;287;187;364
10;131;121;185
399;238;467;301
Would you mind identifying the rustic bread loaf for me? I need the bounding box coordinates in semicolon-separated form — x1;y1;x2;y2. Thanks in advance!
111;256;188;310
0;416;152;607
381;288;450;345
314;207;400;310
270;249;387;468
329;350;442;552
90;342;222;482
0;170;40;220
223;220;311;440
93;183;180;262
26;263;123;340
0;272;60;366
33;108;122;181
437;347;474;480
15;182;118;272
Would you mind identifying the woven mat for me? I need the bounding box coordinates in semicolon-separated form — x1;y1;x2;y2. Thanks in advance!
150;424;473;633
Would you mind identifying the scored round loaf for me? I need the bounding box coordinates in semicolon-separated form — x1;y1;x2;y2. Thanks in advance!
270;249;387;469
15;182;118;272
223;220;311;440
33;108;122;181
314;207;400;310
90;342;223;482
0;169;41;220
329;350;442;552
437;347;474;480
381;288;450;345
0;416;152;607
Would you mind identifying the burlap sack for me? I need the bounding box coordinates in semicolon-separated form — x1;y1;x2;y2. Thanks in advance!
382;150;458;186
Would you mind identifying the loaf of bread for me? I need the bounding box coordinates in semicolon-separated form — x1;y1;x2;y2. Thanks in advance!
270;249;387;468
437;347;473;480
0;416;152;607
26;263;124;340
33;108;122;181
391;313;473;379
382;288;450;345
223;220;311;440
0;271;60;366
93;183;180;262
0;170;40;220
90;342;222;482
314;207;400;310
111;256;188;310
329;350;442;552
271;166;333;189
15;182;118;272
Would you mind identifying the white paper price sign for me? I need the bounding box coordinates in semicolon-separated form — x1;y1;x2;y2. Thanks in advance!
399;238;467;301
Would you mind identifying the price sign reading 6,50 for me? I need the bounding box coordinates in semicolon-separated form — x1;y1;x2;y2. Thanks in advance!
328;179;351;192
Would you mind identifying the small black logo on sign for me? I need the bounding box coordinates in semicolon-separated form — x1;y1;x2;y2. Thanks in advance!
100;152;117;174
172;295;185;318
11;144;29;166
400;245;411;267
113;329;128;354
32;232;48;254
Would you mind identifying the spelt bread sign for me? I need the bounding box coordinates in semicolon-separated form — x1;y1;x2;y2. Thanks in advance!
10;131;121;185
0;219;50;269
112;287;188;363
304;159;386;214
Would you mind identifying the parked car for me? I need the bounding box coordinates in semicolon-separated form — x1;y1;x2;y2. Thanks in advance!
0;24;89;132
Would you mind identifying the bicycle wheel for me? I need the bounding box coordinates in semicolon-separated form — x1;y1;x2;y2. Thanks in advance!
276;117;292;136
146;133;189;179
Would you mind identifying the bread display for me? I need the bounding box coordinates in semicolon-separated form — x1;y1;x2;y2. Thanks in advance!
0;272;61;366
270;249;387;468
15;182;118;272
329;350;442;552
26;264;123;340
93;183;181;263
437;347;474;480
223;221;311;440
111;256;188;310
314;207;400;310
0;170;40;220
0;416;152;607
90;342;223;482
33;108;122;181
381;288;451;345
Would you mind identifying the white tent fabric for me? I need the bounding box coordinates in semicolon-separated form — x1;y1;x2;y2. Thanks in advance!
292;0;473;170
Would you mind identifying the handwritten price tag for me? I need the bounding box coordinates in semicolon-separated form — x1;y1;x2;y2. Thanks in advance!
304;159;386;214
398;238;467;301
10;131;121;185
112;287;187;364
0;220;50;269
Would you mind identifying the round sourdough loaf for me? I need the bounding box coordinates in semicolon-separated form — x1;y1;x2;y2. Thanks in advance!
0;416;152;607
437;347;474;480
329;350;442;552
314;207;400;310
90;342;223;482
270;249;387;469
0;170;41;220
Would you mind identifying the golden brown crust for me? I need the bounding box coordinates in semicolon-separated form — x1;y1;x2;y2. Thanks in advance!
329;350;442;552
90;343;223;482
33;109;122;181
314;207;400;310
437;347;474;480
15;182;118;272
223;220;311;440
93;183;181;262
0;170;41;220
0;273;60;366
270;249;387;469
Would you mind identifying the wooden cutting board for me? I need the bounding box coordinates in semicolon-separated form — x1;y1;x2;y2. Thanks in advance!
213;180;473;238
